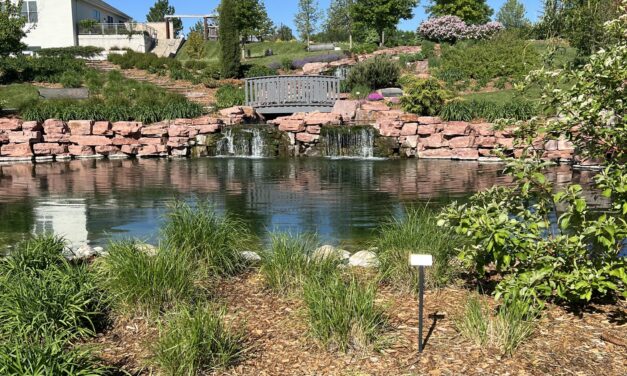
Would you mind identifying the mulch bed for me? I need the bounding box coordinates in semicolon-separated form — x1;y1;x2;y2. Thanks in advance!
93;271;627;375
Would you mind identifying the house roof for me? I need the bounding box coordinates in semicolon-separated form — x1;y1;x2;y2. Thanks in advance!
82;0;131;20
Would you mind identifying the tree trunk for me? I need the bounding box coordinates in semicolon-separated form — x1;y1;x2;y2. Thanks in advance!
349;33;353;50
380;30;385;47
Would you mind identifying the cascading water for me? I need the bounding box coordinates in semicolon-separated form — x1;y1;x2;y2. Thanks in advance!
321;126;376;158
217;127;268;157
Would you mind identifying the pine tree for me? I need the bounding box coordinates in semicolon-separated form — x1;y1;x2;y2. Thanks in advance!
294;0;322;45
496;0;528;29
219;0;241;78
146;0;182;37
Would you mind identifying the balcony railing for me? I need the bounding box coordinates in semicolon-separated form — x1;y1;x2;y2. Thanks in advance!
77;22;157;39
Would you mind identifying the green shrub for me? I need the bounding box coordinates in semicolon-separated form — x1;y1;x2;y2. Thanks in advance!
440;98;537;121
350;84;370;100
162;200;254;277
345;56;400;90
375;207;463;291
151;304;244;374
202;63;222;80
280;57;293;71
215;84;245;109
0;56;87;84
398;52;426;66
95;240;199;316
349;43;378;55
259;233;318;296
303;272;387;352
420;40;436;59
455;294;537;355
59;71;83;88
37;46;104;59
184;59;208;71
244;64;278;78
400;78;447;116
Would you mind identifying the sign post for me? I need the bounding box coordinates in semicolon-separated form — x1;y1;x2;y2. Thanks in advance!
410;254;433;353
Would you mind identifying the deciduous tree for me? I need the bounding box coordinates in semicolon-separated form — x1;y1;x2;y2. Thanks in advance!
0;0;27;56
275;24;295;41
427;0;493;25
323;0;353;44
496;0;529;29
351;0;419;46
294;0;322;45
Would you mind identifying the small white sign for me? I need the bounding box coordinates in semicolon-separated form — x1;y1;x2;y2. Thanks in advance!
410;254;433;266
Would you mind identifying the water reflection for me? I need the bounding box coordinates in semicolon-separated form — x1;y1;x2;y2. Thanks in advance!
0;158;604;249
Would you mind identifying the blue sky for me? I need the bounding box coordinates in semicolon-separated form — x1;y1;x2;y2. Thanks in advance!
107;0;544;35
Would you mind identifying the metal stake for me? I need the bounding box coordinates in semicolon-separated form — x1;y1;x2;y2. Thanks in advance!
418;265;425;353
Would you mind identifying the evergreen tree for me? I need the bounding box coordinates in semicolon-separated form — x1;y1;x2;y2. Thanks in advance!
219;0;241;78
146;0;182;37
275;24;295;41
186;32;206;59
351;0;418;46
294;0;322;45
324;0;353;43
189;20;204;35
496;0;528;28
0;0;26;56
427;0;493;24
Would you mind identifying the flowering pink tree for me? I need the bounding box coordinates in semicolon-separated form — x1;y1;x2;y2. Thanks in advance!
419;16;503;42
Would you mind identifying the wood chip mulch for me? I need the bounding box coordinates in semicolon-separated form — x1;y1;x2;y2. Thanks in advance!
93;272;627;376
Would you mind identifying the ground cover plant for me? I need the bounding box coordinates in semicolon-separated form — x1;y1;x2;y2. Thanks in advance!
440;97;536;121
345;55;400;91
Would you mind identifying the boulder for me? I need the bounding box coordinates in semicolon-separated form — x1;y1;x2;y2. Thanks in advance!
332;100;359;120
348;250;379;268
174;118;192;125
112;121;142;136
418;149;454;159
167;137;190;148
67;120;93;135
400;123;418;136
94;145;121;155
170;146;188;157
312;245;350;262
139;137;165;145
68;145;95;156
8;131;41;144
92;121;112;136
417;116;441;125
43;134;71;143
304;112;341;126
295;132;319;143
195;124;220;134
111;137;140;146
470;123;494;136
69;135;112;146
401;135;419;148
22;121;42;132
277;119;306;132
452;148;479;160
448;136;475;148
420;134;448;149
475;136;496;148
43;119;67;134
496;137;514;149
120;145;140;154
0;143;32;157
417;124;437;136
33;143;67;156
70;244;99;260
240;250;262;263
168;124;199;138
377;119;403;137
441;122;470;137
377;87;404;98
361;101;390;112
138;144;168;157
0;131;7;144
141;123;169;137
0;118;22;131
192;116;221;126
302;62;329;75
306;125;321;134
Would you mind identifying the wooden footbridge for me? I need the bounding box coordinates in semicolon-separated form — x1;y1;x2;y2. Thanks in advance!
244;75;340;115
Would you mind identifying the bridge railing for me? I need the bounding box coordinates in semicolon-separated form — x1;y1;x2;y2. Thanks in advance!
244;75;340;114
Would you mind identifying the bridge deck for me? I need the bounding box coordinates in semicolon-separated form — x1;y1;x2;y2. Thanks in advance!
244;75;340;115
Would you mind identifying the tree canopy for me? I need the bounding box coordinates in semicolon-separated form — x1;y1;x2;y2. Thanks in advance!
496;0;528;28
219;0;241;78
323;0;353;42
230;0;274;42
427;0;493;25
294;0;322;45
0;0;27;57
146;0;182;37
351;0;419;46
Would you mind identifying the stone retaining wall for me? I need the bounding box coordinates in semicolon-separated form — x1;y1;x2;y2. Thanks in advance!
0;101;576;163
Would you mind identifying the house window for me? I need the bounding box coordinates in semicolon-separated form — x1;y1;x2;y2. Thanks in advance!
106;16;113;23
92;10;101;21
21;1;37;23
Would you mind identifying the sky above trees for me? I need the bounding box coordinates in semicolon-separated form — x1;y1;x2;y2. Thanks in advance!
105;0;543;35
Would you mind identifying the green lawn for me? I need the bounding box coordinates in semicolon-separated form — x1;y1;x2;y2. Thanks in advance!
177;40;345;67
0;84;39;110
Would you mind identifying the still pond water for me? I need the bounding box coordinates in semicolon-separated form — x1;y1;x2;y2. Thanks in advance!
0;158;602;250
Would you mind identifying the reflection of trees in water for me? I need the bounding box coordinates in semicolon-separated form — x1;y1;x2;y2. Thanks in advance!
0;201;34;249
0;158;606;246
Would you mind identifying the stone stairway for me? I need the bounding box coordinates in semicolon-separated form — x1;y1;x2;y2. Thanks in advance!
85;60;216;108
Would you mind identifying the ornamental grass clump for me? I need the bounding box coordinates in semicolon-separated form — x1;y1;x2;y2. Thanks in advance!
345;56;400;91
374;207;463;291
162;200;254;277
303;271;387;352
151;304;244;375
95;240;200;316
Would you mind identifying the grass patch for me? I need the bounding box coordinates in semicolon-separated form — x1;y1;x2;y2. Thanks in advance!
151;304;244;375
303;271;387;352
162;200;255;278
94;240;200;316
455;294;537;355
374;207;463;291
0;84;39;110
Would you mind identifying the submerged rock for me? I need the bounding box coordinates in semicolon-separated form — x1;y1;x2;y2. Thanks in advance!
312;245;350;262
69;244;99;260
241;250;262;263
348;250;380;268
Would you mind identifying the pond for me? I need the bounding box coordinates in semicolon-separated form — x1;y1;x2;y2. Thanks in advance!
0;158;602;250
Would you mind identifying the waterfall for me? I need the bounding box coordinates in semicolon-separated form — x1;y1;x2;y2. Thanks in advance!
217;128;268;157
322;126;375;158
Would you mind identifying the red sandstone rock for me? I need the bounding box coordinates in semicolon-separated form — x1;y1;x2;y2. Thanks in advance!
138;144;167;156
399;113;420;122
67;120;93;135
543;150;574;160
138;137;165;145
170;147;188;157
112;121;142;136
361;101;390;112
441;122;470;137
496;137;514;149
9;131;41;144
332;100;359;120
306;125;321;134
43;134;71;143
557;139;574;151
400;123;418;136
417;124;436;136
296;132;319;143
195;124;220;134
111;137;140;146
452;148;479;160
304;112;341;126
448;136;475;148
192;116;221;126
417;116;441;125
401;135;419;148
167;137;190;147
478;148;495;157
121;145;140;154
168;125;199;138
174;118;192;125
92;121;112;135
43;119;67;134
95;145;121;155
418;149;453;159
378;120;402;137
69;135;112;146
277;120;306;132
0;143;32;157
544;140;558;151
471;123;494;136
0;118;22;131
475;136;497;148
33;143;67;156
494;127;515;138
219;106;244;117
68;145;94;156
21;121;41;132
0;131;7;144
141;123;169;137
420;134;448;149
302;62;329;75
